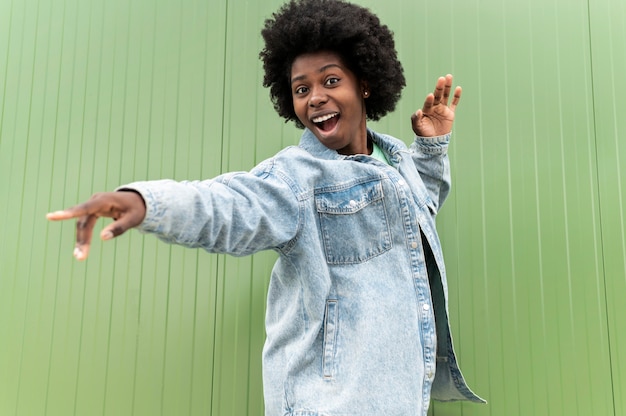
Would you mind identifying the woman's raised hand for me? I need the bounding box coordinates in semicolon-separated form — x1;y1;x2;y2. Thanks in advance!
411;74;461;137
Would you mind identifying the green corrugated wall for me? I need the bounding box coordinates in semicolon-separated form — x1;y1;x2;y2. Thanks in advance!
0;0;624;414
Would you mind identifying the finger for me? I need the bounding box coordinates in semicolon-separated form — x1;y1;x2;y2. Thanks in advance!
450;86;462;111
410;109;423;135
75;206;145;260
74;214;99;261
100;210;145;241
432;77;446;106
46;195;110;221
46;205;92;221
441;74;453;106
421;93;435;114
411;109;421;126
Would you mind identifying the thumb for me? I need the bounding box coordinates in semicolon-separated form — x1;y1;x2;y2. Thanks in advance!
99;210;145;241
411;110;424;134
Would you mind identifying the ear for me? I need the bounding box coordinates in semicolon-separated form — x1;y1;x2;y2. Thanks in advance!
361;80;370;98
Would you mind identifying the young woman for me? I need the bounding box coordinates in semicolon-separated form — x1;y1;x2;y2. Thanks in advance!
48;0;484;414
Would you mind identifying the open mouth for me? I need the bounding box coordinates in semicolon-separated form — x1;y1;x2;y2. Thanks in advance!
312;112;339;132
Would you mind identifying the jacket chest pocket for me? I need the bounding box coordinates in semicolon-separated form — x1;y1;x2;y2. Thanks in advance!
315;180;392;265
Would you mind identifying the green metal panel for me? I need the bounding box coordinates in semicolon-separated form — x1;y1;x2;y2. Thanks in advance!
0;0;236;414
440;0;614;415
1;0;624;415
427;0;615;414
590;0;626;414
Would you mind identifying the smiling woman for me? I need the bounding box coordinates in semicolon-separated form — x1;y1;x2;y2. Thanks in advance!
45;0;482;414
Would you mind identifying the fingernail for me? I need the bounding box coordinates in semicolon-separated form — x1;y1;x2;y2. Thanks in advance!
73;247;84;260
101;230;114;241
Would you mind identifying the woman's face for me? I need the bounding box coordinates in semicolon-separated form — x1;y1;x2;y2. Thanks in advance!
290;51;368;155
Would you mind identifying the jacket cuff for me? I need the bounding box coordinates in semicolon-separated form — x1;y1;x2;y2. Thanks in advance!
115;182;163;233
414;133;451;155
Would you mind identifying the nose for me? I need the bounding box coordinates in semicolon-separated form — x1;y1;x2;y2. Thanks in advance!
308;85;327;108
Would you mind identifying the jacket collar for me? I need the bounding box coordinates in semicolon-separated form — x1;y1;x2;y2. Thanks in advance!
298;128;407;162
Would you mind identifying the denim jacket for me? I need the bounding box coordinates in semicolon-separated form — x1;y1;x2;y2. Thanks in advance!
123;128;485;415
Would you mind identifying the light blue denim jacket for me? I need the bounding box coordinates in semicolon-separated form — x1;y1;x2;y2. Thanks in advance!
123;128;485;415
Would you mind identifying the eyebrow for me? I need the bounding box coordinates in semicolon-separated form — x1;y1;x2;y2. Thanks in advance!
290;63;343;85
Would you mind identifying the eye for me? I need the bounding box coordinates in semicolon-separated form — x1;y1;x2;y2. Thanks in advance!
294;86;309;95
325;77;340;86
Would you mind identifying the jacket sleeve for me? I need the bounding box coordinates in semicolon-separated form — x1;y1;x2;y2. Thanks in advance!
409;133;452;213
118;159;302;256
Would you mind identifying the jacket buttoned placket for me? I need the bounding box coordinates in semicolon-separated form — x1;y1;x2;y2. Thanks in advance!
391;171;438;410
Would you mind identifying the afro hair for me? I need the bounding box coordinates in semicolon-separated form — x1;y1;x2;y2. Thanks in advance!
260;0;406;128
